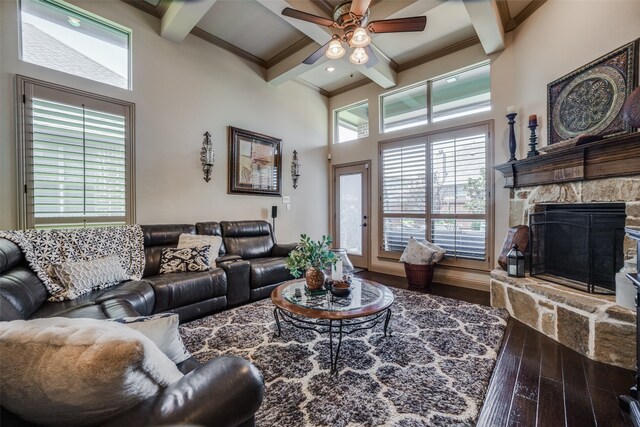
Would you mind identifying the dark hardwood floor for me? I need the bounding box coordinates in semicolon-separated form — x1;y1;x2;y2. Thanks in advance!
355;270;635;427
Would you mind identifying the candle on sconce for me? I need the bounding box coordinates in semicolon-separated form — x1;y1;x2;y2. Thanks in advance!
528;115;538;127
507;105;516;115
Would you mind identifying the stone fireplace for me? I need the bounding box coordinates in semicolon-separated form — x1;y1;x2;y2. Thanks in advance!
492;134;640;369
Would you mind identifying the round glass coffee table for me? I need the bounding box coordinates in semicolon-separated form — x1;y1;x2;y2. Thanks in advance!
271;278;394;373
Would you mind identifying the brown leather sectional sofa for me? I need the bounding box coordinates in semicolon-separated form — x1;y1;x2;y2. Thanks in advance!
0;220;296;427
0;220;296;324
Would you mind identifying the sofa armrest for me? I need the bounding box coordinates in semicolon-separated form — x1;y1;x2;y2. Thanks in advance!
270;243;298;257
103;356;264;427
218;260;251;306
216;254;243;264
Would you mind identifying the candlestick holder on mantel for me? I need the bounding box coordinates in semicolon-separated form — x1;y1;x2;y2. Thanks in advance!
527;114;539;157
506;111;518;162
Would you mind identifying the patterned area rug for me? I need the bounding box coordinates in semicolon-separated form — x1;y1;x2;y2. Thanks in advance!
180;287;509;427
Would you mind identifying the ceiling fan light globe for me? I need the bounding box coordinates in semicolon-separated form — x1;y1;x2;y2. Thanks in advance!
349;47;369;65
326;40;346;59
350;27;371;47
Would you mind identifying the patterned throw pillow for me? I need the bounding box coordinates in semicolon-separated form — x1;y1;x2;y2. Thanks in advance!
51;255;129;299
177;233;223;268
159;246;211;274
109;313;191;364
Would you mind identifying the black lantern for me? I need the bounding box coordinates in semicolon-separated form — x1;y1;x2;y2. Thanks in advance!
507;244;525;277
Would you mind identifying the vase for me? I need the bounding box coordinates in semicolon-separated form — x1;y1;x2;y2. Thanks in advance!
305;267;325;290
329;248;354;282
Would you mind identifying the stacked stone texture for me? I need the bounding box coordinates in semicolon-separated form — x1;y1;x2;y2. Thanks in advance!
509;177;640;268
491;270;635;370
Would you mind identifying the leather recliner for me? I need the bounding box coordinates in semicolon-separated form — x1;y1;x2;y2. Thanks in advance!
141;224;230;322
218;220;297;301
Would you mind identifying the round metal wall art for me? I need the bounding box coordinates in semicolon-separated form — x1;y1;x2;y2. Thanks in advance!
551;65;626;140
547;40;637;145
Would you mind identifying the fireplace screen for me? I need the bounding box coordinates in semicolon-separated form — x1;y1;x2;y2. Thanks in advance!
529;203;626;294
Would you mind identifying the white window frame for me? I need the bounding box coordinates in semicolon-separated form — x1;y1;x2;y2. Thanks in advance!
16;75;136;229
378;120;494;271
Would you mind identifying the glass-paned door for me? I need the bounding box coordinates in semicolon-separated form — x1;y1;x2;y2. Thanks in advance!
334;163;370;268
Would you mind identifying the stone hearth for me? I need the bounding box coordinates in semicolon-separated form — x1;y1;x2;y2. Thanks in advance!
496;175;640;369
491;269;635;369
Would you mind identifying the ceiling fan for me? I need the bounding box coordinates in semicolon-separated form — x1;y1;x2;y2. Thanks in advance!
282;0;427;67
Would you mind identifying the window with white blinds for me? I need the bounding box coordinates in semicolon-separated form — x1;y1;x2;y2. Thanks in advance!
381;143;427;252
379;123;492;269
18;77;135;228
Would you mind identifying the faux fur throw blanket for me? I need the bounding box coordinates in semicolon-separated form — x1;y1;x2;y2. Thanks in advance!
0;225;145;301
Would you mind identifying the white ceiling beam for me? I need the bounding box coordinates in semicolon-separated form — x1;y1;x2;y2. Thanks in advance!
257;0;397;89
462;0;504;54
267;43;329;85
353;45;396;89
161;0;218;43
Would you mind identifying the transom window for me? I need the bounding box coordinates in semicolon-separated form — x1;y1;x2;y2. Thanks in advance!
335;101;369;144
381;83;428;133
432;62;491;123
379;123;493;270
379;61;491;134
20;0;131;89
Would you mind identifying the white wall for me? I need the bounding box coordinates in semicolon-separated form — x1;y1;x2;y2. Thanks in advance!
328;0;640;289
0;0;329;243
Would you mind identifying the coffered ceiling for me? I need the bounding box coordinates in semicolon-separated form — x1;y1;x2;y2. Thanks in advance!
125;0;546;97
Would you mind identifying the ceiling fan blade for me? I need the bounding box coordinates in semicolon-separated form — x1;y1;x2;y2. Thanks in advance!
303;40;331;65
282;8;335;27
368;16;427;33
350;0;372;16
364;45;378;68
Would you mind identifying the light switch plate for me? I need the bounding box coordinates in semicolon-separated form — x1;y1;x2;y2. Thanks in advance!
282;196;291;204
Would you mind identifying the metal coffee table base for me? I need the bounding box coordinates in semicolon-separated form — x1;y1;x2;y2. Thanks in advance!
273;307;392;373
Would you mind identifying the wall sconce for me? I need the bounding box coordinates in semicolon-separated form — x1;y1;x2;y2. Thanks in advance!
200;131;214;182
291;150;300;189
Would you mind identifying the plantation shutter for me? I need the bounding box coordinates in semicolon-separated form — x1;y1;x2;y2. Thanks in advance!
381;142;427;252
379;123;490;268
20;78;134;228
430;127;487;260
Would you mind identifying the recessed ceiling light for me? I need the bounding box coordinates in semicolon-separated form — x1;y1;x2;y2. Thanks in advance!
326;67;336;72
67;16;81;27
446;75;459;83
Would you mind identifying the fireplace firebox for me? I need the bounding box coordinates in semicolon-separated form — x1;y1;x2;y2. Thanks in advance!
529;203;626;294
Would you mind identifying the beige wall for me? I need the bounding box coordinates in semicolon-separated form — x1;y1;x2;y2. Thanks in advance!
0;0;329;243
328;0;640;289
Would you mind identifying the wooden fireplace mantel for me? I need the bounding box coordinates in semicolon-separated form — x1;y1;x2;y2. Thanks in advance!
494;132;640;188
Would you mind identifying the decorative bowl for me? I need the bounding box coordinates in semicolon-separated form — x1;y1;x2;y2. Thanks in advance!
328;280;351;297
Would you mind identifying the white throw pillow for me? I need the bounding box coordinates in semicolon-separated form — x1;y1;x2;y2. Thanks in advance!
0;317;183;427
400;236;446;265
51;255;129;300
109;313;191;364
177;233;223;268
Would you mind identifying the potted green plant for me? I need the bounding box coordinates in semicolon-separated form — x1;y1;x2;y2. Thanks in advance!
286;234;336;290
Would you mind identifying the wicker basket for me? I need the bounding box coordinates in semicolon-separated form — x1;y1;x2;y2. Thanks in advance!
403;263;435;289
